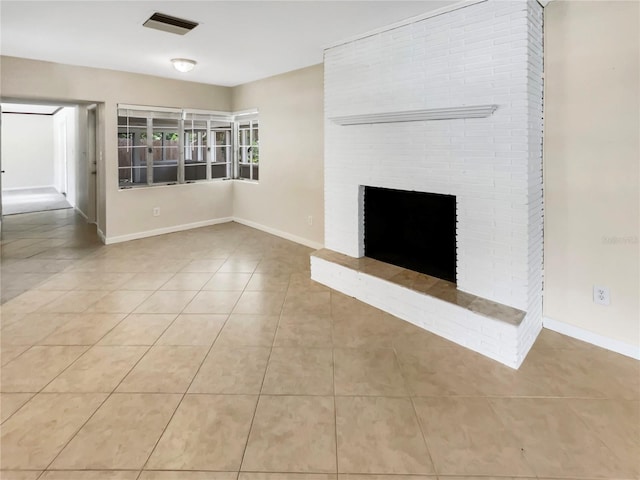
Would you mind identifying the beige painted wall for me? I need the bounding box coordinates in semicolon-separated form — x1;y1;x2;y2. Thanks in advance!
0;56;233;238
231;64;324;248
544;1;639;346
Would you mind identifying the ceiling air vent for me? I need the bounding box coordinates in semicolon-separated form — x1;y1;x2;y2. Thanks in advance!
143;12;198;35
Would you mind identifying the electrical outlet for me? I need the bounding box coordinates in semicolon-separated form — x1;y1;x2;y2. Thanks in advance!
307;215;313;226
153;207;160;217
593;285;610;306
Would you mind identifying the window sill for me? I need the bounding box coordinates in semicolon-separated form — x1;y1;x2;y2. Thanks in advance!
118;178;232;190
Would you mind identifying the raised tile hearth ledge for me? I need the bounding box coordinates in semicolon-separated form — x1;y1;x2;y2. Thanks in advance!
329;104;498;126
310;249;539;368
312;248;525;326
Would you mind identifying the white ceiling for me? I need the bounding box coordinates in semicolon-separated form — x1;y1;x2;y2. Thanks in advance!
1;103;62;115
0;1;458;87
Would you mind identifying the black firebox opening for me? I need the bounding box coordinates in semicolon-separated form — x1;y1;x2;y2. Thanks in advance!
364;186;456;283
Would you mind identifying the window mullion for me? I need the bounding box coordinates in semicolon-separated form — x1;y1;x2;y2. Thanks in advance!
146;117;153;185
249;122;253;181
233;121;239;179
129;131;134;183
206;120;212;181
226;130;231;179
178;119;185;184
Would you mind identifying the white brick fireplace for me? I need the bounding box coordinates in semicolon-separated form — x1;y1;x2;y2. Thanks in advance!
311;0;544;368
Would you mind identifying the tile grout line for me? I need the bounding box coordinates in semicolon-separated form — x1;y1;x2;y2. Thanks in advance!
34;275;193;473
7;390;552;398
331;293;340;476
483;396;540;479
36;310;173;472
407;395;440;478
135;254;260;479
393;342;440;478
0;392;37;427
4;315;117;392
32;307;147;386
36;384;113;473
563;399;634;479
37;310;131;347
0;310;136;426
236;264;292;474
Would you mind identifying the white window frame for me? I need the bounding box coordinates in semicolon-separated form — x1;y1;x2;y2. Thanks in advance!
183;114;210;183
117;105;258;189
236;117;259;182
211;123;233;180
117;113;151;186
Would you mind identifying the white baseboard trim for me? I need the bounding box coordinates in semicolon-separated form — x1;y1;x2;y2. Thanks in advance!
104;217;234;245
1;184;58;192
543;316;640;360
75;207;97;225
232;217;324;250
75;207;88;222
101;215;324;250
97;228;106;244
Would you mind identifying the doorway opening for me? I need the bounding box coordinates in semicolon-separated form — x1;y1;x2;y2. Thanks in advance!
0;101;99;222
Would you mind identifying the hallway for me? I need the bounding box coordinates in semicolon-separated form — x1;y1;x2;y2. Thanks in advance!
2;187;72;216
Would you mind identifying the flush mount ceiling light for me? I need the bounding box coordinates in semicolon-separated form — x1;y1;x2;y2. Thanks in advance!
171;58;197;73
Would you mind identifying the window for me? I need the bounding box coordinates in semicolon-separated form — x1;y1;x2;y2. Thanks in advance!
184;116;208;181
118;108;182;186
152;117;180;184
237;119;259;181
212;123;232;179
118;105;256;188
117;115;148;186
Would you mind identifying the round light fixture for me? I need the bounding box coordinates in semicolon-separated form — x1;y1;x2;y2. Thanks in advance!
171;58;197;73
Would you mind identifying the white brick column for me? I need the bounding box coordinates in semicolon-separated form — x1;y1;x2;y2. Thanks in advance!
319;0;545;368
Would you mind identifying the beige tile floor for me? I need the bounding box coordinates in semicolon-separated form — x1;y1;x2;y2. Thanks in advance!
1;210;639;479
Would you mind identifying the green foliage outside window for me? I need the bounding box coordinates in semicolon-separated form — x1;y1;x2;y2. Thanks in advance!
250;141;259;163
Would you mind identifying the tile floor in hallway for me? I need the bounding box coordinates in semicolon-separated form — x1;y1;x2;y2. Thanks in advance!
0;210;639;480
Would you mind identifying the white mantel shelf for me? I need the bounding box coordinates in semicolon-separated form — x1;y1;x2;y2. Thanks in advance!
329;104;499;126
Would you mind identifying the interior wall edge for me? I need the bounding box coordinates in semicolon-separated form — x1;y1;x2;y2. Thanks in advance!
232;216;324;250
